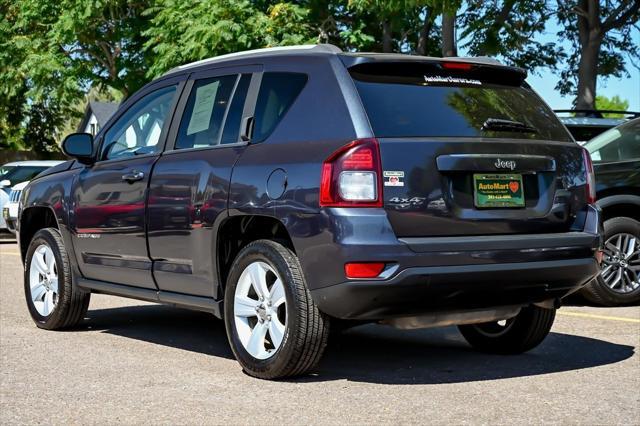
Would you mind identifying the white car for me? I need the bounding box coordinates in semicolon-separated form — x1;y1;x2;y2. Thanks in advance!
2;181;29;235
0;161;64;232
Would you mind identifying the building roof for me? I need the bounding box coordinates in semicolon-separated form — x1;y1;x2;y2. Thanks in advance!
91;101;119;126
77;101;119;132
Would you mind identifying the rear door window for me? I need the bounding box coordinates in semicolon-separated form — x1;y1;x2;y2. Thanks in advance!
176;75;238;149
252;72;307;142
220;74;252;145
350;62;571;142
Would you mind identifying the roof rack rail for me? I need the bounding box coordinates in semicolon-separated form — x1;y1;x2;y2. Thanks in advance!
554;109;640;119
164;44;342;75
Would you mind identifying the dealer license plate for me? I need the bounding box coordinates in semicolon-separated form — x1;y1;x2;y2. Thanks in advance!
473;174;525;208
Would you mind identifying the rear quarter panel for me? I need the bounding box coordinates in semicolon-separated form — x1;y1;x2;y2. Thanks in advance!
227;56;359;224
227;55;364;291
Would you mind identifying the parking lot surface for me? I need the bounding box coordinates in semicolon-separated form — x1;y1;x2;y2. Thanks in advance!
1;240;638;424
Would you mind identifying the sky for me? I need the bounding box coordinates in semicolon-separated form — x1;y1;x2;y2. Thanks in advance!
528;69;639;111
527;21;640;111
458;18;640;111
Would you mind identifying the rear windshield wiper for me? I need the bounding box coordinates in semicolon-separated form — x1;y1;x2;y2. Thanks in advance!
482;118;537;134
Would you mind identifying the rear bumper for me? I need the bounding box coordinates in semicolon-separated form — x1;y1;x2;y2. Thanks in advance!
4;204;17;234
5;218;17;234
302;205;602;320
312;257;600;319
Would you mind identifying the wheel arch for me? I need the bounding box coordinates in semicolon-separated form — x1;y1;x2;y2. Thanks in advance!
597;195;640;223
19;206;60;262
216;214;294;296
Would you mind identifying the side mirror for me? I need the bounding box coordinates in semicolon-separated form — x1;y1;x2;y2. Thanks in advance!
0;179;10;188
62;133;95;164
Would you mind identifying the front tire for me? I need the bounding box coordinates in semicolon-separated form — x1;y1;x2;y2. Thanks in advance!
458;305;555;354
224;240;330;379
581;216;640;306
24;228;90;330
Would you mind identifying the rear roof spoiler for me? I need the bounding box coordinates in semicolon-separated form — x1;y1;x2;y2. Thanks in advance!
342;54;528;87
339;53;526;76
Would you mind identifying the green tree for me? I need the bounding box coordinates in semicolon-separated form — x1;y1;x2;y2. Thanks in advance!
144;1;316;77
52;0;153;98
556;0;640;109
345;0;444;54
595;95;629;117
347;1;404;52
0;0;70;154
459;0;558;70
1;0;153;153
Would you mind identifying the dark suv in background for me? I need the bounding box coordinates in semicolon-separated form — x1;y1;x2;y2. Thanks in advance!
581;118;640;305
555;110;639;143
18;45;601;379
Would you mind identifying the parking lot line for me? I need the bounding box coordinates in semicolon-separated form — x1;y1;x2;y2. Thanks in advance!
558;310;640;323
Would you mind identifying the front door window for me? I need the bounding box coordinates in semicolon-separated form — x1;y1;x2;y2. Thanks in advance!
100;85;177;160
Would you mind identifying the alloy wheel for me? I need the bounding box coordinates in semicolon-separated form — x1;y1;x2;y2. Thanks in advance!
233;261;287;360
29;244;59;316
600;232;640;294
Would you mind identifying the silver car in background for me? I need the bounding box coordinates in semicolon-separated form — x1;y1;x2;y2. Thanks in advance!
0;161;64;234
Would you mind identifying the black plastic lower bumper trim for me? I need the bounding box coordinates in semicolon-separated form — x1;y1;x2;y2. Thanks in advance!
311;258;600;320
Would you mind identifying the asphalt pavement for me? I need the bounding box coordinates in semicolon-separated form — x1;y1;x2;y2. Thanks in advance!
1;240;638;424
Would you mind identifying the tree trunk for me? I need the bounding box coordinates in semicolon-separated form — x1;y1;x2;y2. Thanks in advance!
574;0;602;110
441;12;457;57
572;0;640;109
382;19;393;53
417;7;433;56
575;35;601;110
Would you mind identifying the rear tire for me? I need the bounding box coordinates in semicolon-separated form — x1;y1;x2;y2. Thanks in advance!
581;216;640;306
224;240;330;379
458;305;555;354
24;228;90;330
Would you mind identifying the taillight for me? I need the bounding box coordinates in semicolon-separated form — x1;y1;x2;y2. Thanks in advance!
582;148;596;204
441;62;474;71
344;262;386;279
320;138;383;207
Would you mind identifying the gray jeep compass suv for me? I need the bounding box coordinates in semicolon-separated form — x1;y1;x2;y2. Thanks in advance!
18;45;602;379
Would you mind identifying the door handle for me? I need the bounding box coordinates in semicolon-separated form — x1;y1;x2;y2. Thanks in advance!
121;170;144;183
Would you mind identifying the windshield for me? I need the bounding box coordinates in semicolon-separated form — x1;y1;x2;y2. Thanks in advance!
0;165;16;178
351;65;571;141
1;166;49;186
584;118;640;162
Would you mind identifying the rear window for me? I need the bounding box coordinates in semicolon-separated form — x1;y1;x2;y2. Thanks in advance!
351;62;571;142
